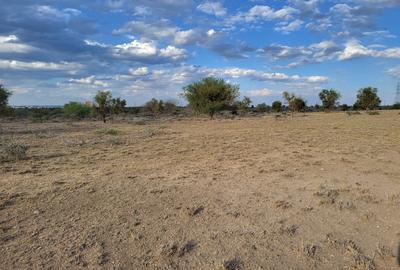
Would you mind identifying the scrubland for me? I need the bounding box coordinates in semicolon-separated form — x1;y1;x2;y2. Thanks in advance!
1;111;400;269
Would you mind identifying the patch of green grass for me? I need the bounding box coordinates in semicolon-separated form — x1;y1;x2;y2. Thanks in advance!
96;128;121;135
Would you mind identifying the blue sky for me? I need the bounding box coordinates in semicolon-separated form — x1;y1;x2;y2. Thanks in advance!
0;0;399;106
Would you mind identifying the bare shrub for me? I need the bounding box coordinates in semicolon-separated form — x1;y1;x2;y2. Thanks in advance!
1;141;29;161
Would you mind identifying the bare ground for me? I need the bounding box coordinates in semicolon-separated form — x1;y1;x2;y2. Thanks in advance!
1;111;400;269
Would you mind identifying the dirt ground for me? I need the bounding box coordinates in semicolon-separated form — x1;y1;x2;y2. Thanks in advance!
1;111;400;270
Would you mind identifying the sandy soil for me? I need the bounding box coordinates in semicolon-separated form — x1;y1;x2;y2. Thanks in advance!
1;111;400;270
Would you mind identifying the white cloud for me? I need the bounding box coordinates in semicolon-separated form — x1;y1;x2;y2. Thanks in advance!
339;39;400;60
114;39;158;57
197;2;227;17
129;67;149;76
36;5;81;21
0;60;82;71
159;46;187;60
387;66;400;78
274;19;303;34
205;67;328;83
229;5;299;24
69;76;109;87
362;30;396;39
247;88;273;97
0;35;38;54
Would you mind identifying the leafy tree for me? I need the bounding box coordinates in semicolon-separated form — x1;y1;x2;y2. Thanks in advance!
145;98;164;115
282;91;296;112
255;103;270;113
340;104;350;111
110;97;126;114
271;101;282;113
355;87;381;110
0;84;12;115
234;96;252;113
319;89;341;111
182;77;239;119
392;103;400;110
283;92;307;114
292;97;307;112
94;91;112;123
63;102;91;119
164;100;178;113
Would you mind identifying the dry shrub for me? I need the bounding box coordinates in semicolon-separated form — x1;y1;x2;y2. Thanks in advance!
0;141;29;161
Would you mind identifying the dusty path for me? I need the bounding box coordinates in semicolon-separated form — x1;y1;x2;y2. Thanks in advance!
1;111;400;269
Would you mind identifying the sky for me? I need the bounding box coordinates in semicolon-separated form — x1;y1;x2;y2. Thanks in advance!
0;0;400;106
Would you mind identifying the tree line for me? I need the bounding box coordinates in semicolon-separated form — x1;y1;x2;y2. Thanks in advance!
0;78;398;121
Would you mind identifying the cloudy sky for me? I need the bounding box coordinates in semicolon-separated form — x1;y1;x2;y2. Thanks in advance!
1;0;400;106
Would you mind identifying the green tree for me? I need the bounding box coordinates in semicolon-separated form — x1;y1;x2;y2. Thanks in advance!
319;89;341;111
235;96;252;113
110;97;127;114
292;97;307;112
392;103;400;110
63;102;91;119
182;77;239;119
0;84;12;115
94;91;112;123
271;101;282;113
282;91;295;112
164;100;178;114
255;103;270;113
145;98;164;115
355;87;381;110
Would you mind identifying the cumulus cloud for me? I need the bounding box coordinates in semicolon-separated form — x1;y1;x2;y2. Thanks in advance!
259;40;341;67
69;76;109;87
0;35;39;54
0;59;82;71
197;2;227;17
228;5;299;24
247;88;273;97
129;67;149;76
339;39;400;60
274;19;303;34
112;39;187;62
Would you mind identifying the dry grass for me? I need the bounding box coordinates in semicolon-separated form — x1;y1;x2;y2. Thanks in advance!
1;111;400;269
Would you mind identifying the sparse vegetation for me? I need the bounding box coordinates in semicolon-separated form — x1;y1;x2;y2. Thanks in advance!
0;140;29;161
96;128;120;135
63;102;91;119
145;98;164;116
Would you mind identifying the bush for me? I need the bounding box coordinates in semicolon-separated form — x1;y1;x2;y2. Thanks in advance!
367;111;380;115
145;98;164;115
64;102;91;119
355;87;381;110
255;103;270;113
96;128;120;135
182;77;239;119
272;101;282;113
1;141;29;161
0;84;12;116
319;89;341;111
